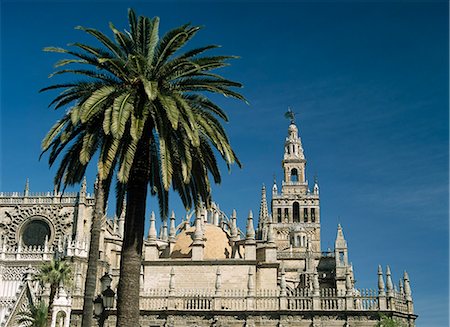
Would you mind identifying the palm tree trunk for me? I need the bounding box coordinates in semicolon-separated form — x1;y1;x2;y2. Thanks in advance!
46;284;57;327
116;137;149;327
81;178;105;327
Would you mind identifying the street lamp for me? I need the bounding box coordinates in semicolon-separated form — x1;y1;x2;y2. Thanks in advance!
94;272;115;327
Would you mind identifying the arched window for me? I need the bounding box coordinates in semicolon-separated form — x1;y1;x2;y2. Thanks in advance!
293;202;300;222
291;168;298;182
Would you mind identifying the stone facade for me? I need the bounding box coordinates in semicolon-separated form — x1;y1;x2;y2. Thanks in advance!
0;121;417;327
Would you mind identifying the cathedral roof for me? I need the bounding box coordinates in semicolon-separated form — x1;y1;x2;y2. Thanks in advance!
170;224;233;260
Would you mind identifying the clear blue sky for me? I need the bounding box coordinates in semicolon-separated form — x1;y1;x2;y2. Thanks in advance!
1;1;448;326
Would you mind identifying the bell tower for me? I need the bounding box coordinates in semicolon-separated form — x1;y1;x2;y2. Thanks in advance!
270;114;321;253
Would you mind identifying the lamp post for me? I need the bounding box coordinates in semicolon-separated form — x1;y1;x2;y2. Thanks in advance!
93;272;115;327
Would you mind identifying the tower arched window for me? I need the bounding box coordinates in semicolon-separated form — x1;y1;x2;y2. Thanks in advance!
293;202;300;222
291;168;298;182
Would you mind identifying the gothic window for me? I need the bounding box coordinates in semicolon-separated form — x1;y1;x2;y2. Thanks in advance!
284;208;289;221
303;208;308;222
293;202;300;222
291;168;298;182
311;208;316;222
277;208;282;223
21;218;51;246
296;236;301;247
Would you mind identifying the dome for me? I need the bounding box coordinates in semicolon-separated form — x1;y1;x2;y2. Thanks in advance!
171;224;233;260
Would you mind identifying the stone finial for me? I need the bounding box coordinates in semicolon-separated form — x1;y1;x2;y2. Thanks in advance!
377;265;385;296
247;267;255;296
148;212;157;242
169;211;176;242
280;263;287;296
403;271;412;301
313;270;320;296
193;216;203;243
386;265;394;296
44;235;49;252
213;210;220;226
246;211;255;240
161;218;168;241
230;210;238;240
215;267;222;295
81;176;87;193
169;268;175;295
272;180;278;195
345;269;352;295
24;178;29;197
57;282;68;299
267;219;275;244
313;176;319;195
399;279;404;295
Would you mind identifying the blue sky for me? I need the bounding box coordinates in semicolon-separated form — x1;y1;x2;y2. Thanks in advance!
1;1;448;326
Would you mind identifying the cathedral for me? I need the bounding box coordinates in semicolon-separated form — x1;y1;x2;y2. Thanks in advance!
0;121;417;327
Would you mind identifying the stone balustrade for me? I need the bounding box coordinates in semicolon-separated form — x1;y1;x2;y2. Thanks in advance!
0;241;88;261
69;287;411;314
0;192;94;205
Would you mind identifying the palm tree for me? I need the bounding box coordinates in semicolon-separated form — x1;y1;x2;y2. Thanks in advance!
35;259;71;327
16;301;48;327
41;9;245;326
80;178;108;327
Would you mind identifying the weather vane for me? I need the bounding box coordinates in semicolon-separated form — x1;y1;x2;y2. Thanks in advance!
284;107;298;124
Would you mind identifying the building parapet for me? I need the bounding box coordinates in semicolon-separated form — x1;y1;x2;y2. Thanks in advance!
70;287;412;314
0;192;94;205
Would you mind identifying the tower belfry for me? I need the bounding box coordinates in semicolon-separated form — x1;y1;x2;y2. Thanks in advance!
270;118;321;253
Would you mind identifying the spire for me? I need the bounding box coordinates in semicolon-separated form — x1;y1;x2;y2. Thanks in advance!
246;211;255;240
258;185;269;233
335;224;347;249
24;178;29;197
148;212;157;242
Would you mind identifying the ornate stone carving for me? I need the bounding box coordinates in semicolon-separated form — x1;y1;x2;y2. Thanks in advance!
0;205;72;246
